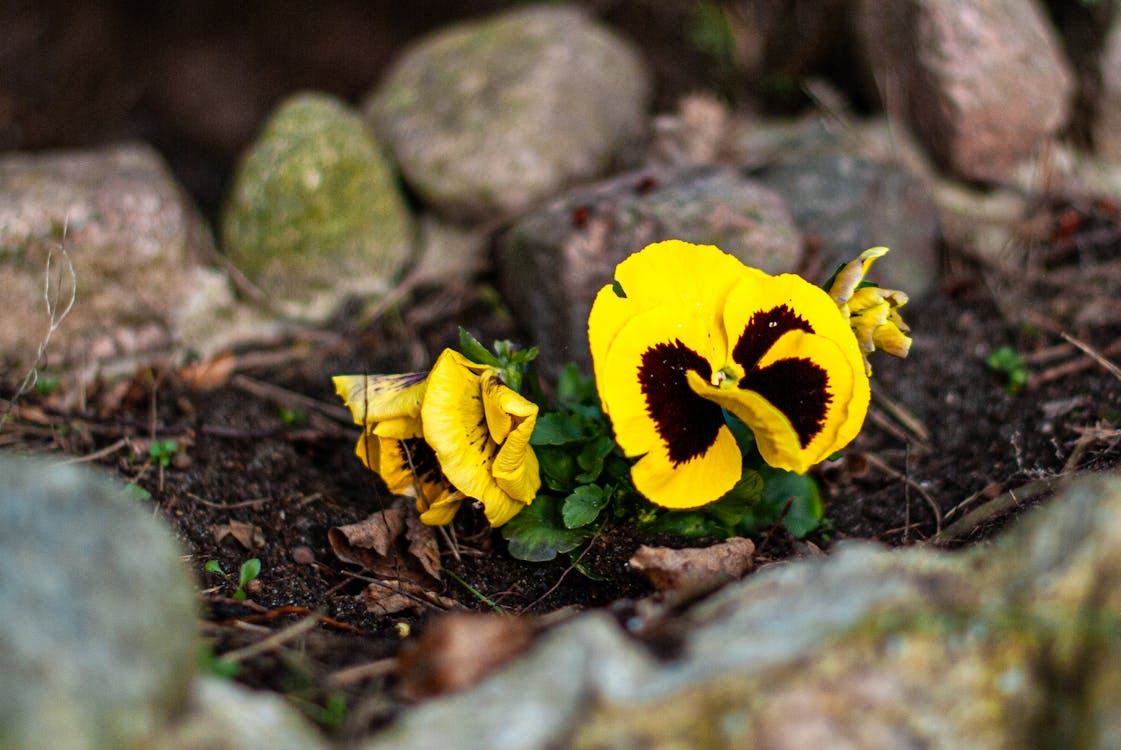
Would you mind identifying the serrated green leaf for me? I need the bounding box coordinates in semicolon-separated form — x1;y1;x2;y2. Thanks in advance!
575;436;616;482
531;413;586;445
458;327;502;368
536;446;578;491
561;485;608;528
502;496;590;562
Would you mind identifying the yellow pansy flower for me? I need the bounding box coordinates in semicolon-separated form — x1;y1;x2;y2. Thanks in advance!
421;350;541;527
827;246;912;375
588;240;870;509
334;349;541;527
332;372;462;525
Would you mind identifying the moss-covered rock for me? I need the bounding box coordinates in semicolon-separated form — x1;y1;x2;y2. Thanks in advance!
223;92;414;320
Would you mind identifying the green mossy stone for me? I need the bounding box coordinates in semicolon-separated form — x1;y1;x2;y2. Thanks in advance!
222;92;415;320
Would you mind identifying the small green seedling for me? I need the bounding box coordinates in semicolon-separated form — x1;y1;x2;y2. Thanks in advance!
986;346;1029;393
147;439;179;467
205;558;261;600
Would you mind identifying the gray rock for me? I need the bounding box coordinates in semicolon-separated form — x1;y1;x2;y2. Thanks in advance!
365;4;651;222
754;153;940;296
152;677;330;750
1093;10;1121;162
857;0;1074;183
0;455;198;750
0;143;258;376
356;474;1121;750
495;165;801;375
222;92;415;321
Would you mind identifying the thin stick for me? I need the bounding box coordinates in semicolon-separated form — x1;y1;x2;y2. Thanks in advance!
327;658;399;688
216;614;321;664
62;437;129;464
928;473;1073;547
1061;332;1121;382
864;453;942;535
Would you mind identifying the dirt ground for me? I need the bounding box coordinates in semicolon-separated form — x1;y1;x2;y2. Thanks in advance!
4;216;1121;737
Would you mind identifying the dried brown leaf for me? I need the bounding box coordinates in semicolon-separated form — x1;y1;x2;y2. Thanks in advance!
329;508;406;563
396;612;534;701
210;519;265;549
405;511;443;580
179;352;237;390
629;537;756;600
361;579;458;617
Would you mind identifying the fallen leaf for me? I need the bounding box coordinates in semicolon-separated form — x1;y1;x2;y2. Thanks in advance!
362;579;458;617
211;519;265;549
328;500;443;597
629;537;755;601
329;508;406;564
405;511;442;580
396;612;534;700
179;352;237;390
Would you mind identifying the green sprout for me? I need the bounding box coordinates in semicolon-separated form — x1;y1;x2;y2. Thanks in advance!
986;346;1029;393
147;439;179;467
205;558;261;600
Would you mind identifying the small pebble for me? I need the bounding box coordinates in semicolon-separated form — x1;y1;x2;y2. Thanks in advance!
291;546;315;564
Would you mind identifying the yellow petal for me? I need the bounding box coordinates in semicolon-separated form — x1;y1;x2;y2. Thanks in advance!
718;272;870;471
598;303;742;508
588;240;763;411
827;246;890;306
420;349;540;527
873;322;913;359
332;372;427;428
419;492;463;526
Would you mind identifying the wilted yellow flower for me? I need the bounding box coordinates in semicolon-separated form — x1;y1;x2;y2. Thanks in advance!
827;247;912;375
332;372;462;525
588;240;870;509
333;349;541;527
421;350;540;527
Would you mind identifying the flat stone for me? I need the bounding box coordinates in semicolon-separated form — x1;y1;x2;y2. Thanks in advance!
222;92;415;321
495;165;801;376
355;474;1121;749
857;0;1074;183
365;3;651;222
0;455;198;750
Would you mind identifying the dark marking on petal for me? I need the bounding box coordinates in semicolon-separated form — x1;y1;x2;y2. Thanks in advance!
740;358;830;447
732;305;813;372
399;437;447;486
638;340;725;465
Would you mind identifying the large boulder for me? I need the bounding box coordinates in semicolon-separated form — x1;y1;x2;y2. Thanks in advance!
0;456;198;750
365;3;651;222
222;92;415;321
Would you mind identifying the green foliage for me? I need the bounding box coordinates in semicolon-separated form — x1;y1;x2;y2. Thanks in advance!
197;642;241;679
688;1;737;69
124;482;152;502
233;558;262;601
458;326;538;392
502;495;592;562
147;439;179;467
278;406;307;426
204;557;262;600
33;373;61;396
986;345;1028;393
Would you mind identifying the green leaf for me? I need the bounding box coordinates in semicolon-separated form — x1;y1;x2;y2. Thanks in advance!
536;446;578;491
531;412;586;445
502;495;591;562
555;363;597;406
458;327;501;368
755;467;823;539
203;560;225;575
704;470;764;527
238;558;261;588
124;482;152;502
561;485;609;528
644;509;727;538
575;436;616;482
